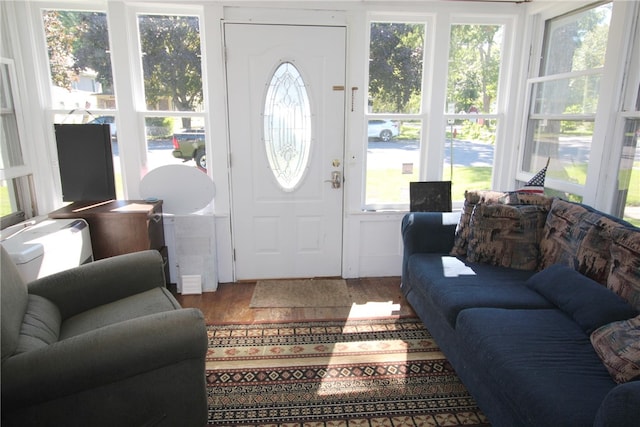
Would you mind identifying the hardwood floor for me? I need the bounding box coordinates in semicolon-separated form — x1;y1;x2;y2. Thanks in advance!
172;276;416;324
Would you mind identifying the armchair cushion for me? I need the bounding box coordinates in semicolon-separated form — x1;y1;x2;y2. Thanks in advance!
60;287;180;339
28;250;166;320
16;295;61;354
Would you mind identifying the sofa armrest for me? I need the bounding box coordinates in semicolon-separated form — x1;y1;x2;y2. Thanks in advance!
401;212;461;285
594;381;640;427
28;250;166;319
401;212;460;255
1;308;207;409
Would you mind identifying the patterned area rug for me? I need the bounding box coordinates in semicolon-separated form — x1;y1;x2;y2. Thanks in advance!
206;318;489;426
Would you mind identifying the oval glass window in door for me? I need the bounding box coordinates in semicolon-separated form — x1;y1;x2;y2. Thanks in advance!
263;62;312;191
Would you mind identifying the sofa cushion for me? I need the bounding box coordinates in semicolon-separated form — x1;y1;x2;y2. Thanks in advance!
456;307;617;427
451;190;552;257
466;203;547;270
607;226;640;311
539;198;634;284
527;264;639;334
15;295;61;355
450;190;507;256
590;315;640;384
60;287;181;339
407;254;550;327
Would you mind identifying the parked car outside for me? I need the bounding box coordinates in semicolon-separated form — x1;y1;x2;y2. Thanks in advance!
172;129;206;169
368;119;399;142
88;116;116;138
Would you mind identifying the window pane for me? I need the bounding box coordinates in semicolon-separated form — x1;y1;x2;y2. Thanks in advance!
138;15;203;112
614;118;640;226
369;23;425;114
365;120;420;206
0;176;35;221
0;63;24;168
541;3;612;76
145;116;205;173
263;63;312;192
447;24;503;114
523;119;592;186
444;119;495;201
42;10;115;110
531;75;601;115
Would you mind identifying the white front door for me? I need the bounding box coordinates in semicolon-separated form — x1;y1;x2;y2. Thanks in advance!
225;24;346;280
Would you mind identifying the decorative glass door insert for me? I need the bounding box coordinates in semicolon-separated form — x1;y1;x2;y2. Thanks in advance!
263;62;312;191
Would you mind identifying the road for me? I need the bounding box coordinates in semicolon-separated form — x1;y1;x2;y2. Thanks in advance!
111;135;638;173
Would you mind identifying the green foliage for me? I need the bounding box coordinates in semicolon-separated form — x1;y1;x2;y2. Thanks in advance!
145;117;174;138
42;11;78;90
72;12;113;93
369;23;424;114
459;121;496;144
139;15;203;115
447;25;502;114
43;11;203;120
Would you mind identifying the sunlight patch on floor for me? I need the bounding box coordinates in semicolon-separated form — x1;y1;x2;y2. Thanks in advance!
346;301;402;319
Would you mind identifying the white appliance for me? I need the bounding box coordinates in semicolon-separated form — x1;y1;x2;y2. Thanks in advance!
1;218;93;282
140;164;216;294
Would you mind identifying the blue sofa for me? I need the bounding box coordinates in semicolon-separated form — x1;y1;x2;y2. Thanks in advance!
401;195;640;427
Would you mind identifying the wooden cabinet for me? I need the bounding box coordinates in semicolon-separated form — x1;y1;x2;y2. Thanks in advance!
49;200;168;281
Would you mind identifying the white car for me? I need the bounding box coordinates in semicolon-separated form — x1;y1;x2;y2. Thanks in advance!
368;119;399;142
89;116;116;138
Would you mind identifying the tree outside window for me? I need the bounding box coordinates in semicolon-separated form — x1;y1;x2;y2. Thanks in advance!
365;22;425;209
444;24;503;200
137;14;206;172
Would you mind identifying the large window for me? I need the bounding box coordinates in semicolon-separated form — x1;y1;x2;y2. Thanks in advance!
365;19;507;209
0;59;35;227
41;9;123;197
365;22;426;209
522;2;612;199
612;13;640;227
444;23;504;200
137;13;206;173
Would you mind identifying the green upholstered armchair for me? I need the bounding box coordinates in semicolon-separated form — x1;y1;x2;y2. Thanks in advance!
1;246;208;427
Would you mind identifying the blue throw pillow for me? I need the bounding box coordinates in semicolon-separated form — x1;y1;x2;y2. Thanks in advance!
526;264;639;334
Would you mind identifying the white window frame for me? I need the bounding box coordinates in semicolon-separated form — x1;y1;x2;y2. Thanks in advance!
363;12;517;212
0;57;36;226
364;13;433;211
517;0;638;210
119;3;209;198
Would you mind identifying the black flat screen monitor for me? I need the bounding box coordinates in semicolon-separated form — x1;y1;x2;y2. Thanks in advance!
54;123;116;202
410;181;452;212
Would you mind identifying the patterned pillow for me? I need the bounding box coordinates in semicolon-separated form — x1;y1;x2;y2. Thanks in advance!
539;198;633;284
607;226;640;311
466;203;548;270
450;190;506;257
450;190;553;258
590;315;640;384
502;192;554;209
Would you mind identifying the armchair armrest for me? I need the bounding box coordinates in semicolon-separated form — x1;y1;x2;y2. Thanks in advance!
1;308;207;408
28;250;166;319
401;211;461;283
